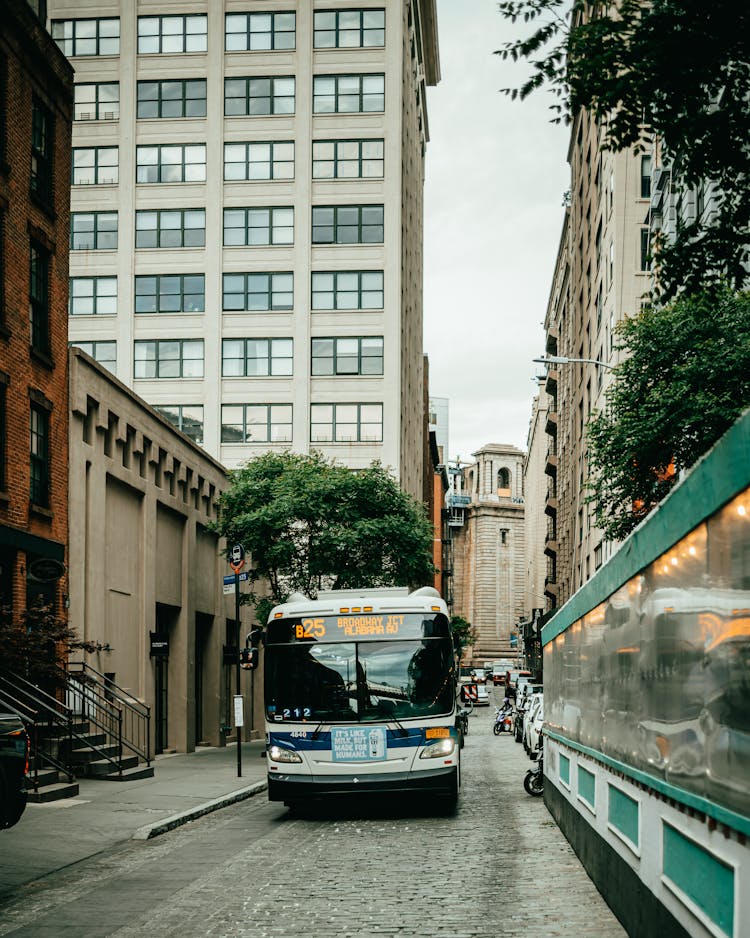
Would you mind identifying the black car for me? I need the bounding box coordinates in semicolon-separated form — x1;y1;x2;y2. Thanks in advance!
0;712;29;829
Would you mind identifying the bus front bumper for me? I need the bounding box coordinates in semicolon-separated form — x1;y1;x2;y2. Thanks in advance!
268;765;457;802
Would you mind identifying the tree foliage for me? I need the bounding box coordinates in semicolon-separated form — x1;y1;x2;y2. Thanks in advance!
450;615;477;660
0;600;99;689
213;452;436;624
586;288;750;539
496;0;750;296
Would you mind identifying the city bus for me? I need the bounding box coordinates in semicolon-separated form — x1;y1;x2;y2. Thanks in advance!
262;586;461;810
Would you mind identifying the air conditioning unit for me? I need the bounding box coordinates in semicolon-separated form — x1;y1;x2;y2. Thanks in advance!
100;177;116;184
78;111;92;120
103;111;116;120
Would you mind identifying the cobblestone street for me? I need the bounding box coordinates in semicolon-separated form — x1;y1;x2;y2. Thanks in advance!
0;696;626;937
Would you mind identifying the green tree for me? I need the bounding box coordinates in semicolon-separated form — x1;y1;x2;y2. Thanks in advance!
213;451;436;625
586;288;750;539
449;615;477;661
496;0;750;297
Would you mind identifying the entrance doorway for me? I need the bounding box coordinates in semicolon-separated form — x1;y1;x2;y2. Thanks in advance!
194;613;212;746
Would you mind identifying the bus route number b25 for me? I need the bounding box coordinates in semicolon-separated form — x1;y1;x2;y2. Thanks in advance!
295;618;326;640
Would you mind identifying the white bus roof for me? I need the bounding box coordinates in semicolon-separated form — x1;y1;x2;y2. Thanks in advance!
268;586;447;621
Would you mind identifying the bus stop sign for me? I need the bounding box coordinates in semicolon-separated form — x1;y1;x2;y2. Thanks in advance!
230;544;245;573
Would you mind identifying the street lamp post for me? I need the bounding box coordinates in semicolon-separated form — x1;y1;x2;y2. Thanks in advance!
533;355;614;370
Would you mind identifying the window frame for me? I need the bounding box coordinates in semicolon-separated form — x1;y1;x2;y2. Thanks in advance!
313;9;385;49
312;138;384;180
223;141;295;182
0;381;6;492
30;97;53;204
153;404;204;444
69;276;118;316
311;270;384;311
135;209;206;249
220;403;293;444
29;403;50;508
223;207;294;247
311;205;384;245
134;274;206;314
311;336;383;376
29;241;50;354
70;211;118;251
136;143;207;184
72;146;119;185
133;339;205;379
222;272;293;311
310;402;383;443
70;340;117;374
312;74;385;114
137;15;207;55
224;76;296;117
222;337;294;377
136;79;207;119
74;82;120;121
52;18;120;57
225;12;296;52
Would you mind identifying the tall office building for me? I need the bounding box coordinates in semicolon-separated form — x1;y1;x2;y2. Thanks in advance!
49;1;439;500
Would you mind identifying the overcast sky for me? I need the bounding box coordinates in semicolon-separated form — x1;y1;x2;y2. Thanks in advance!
423;0;570;463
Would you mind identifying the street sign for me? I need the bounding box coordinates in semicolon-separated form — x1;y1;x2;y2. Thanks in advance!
233;695;244;727
149;632;169;659
223;572;248;594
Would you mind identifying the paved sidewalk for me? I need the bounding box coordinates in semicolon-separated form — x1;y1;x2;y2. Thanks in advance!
0;741;268;898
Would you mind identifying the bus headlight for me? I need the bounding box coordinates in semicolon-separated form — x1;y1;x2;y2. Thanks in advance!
419;737;456;759
268;745;303;764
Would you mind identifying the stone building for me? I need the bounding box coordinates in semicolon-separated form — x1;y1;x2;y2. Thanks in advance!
48;0;439;502
0;0;73;621
451;443;526;662
68;348;254;754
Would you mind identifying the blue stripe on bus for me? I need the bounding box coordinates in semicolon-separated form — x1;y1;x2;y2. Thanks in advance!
270;726;455;751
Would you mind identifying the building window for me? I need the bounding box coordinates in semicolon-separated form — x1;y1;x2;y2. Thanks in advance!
134;339;204;379
223;207;293;247
310;403;383;443
224;142;294;181
71;340;117;375
52;18;120;56
608;241;614;287
640;228;651;271
137;80;207;119
224;77;295;117
312;205;384;244
137;15;207;54
311;336;383;376
311;271;384;310
312;139;384;179
29;242;50;354
221;403;292;444
135;274;205;314
222;338;293;377
0;54;7;168
313;10;385;48
225;12;296;51
135;209;206;248
72;147;118;185
70;212;118;250
74;82;119;120
30;404;50;507
313;74;385;114
136;144;206;184
640;155;652;199
222;272;293;311
154;404;204;444
31;98;53;204
69;277;117;316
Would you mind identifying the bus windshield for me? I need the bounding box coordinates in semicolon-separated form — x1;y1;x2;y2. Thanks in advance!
265;637;455;723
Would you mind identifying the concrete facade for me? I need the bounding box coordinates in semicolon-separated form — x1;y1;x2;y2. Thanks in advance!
68;348;255;754
451;443;526;659
522;388;547;620
48;0;439;503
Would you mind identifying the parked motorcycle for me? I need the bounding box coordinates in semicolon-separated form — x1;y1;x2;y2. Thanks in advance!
524;748;544;796
493;704;514;736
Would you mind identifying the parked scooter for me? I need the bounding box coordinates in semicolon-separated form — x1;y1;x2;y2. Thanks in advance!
493;703;514;736
524;747;544;796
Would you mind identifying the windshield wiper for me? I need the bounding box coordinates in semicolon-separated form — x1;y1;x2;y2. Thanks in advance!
389;716;409;738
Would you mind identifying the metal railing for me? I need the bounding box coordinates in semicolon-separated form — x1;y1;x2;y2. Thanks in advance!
66;661;151;766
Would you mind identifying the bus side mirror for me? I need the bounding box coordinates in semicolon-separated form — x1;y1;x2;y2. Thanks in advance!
246;627;264;648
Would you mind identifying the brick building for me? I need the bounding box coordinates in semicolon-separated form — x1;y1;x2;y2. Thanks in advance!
0;0;73;619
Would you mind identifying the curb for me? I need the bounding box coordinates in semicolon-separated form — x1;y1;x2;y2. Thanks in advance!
132;780;268;840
